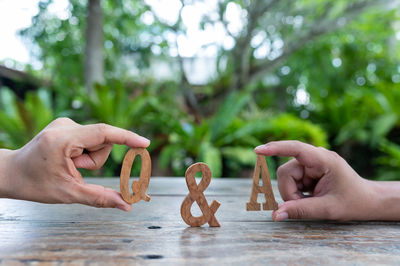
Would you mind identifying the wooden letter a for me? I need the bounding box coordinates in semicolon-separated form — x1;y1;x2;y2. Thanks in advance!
246;155;278;211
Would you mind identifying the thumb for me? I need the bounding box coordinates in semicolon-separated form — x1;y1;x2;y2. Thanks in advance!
272;196;334;221
74;183;132;212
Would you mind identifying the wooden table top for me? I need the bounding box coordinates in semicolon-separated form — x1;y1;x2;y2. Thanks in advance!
1;177;399;265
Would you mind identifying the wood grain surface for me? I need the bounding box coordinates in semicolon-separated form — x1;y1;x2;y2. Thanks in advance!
1;178;400;265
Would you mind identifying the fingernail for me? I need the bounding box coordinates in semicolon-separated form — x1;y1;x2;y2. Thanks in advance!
139;136;150;144
275;211;289;222
254;145;265;151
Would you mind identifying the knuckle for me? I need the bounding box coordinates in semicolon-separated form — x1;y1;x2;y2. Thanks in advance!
296;208;307;219
91;160;103;170
276;165;289;180
276;159;297;180
316;147;341;164
323;206;337;220
276;165;285;178
323;199;342;220
292;140;303;146
324;148;338;157
53;117;74;125
330;150;342;160
289;203;307;219
328;150;343;164
93;189;107;208
316;146;330;155
95;123;108;134
62;191;76;204
37;129;58;146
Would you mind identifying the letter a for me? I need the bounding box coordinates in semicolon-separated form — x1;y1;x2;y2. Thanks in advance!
246;155;278;211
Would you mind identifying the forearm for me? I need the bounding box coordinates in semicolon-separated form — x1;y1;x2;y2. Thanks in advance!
0;149;16;198
367;180;400;221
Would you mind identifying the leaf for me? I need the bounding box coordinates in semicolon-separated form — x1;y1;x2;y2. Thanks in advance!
111;144;128;163
378;140;400;163
370;113;398;145
221;147;257;166
265;156;277;179
198;142;222;178
159;144;181;170
0;87;17;117
0;88;56;149
209;92;250;142
266;114;329;147
218;119;271;146
25;93;52;133
0;113;25;148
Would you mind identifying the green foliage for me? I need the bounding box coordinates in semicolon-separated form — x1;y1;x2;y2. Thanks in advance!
263;114;328;147
81;79;181;161
209;92;250;142
159;91;328;177
0;87;54;149
6;0;400;180
159;92;252;177
376;140;400;181
84;81;148;162
20;1;86;90
20;1;171;88
271;7;400;178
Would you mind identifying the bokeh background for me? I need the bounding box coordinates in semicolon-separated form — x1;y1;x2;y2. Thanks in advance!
0;0;400;179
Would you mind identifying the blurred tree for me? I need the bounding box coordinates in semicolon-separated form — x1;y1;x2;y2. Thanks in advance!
85;0;104;94
15;0;400;179
22;0;398;116
151;0;398;118
20;1;168;95
272;7;400;178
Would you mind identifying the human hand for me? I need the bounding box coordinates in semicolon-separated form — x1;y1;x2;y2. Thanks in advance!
0;118;150;211
255;140;379;221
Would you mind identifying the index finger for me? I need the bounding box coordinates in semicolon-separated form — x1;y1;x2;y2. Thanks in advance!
254;140;328;167
74;123;150;148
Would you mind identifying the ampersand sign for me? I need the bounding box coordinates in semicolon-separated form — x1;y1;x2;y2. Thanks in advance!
120;148;151;204
180;163;220;227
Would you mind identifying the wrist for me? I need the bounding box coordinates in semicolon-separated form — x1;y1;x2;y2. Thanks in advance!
366;180;400;221
0;149;18;198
